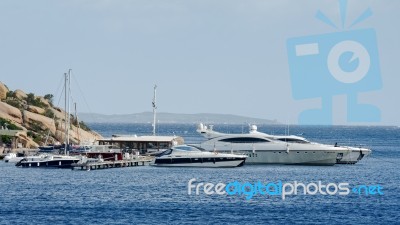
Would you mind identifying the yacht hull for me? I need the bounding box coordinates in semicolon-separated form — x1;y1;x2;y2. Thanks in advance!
18;160;79;168
208;150;344;166
16;155;80;168
152;159;245;168
337;148;371;164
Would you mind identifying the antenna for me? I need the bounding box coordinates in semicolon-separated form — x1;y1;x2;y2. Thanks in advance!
152;85;157;136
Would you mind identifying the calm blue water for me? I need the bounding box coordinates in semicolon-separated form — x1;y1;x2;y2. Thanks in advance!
1;124;399;224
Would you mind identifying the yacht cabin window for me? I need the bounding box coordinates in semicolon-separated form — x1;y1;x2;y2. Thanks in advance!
219;137;270;143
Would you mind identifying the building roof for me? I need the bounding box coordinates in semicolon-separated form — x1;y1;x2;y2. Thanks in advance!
97;135;183;142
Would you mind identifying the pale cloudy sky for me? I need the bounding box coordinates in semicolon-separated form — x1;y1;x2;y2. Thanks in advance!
0;0;398;125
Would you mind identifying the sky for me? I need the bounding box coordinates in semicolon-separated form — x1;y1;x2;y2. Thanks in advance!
0;0;399;125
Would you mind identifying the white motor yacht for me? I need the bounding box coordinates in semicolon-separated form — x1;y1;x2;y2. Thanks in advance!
196;124;350;166
247;124;371;164
151;145;247;168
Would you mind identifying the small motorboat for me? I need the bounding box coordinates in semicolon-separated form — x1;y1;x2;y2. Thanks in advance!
16;154;80;168
151;145;247;168
3;153;24;163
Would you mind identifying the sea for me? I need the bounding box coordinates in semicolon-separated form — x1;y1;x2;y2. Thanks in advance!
1;124;399;225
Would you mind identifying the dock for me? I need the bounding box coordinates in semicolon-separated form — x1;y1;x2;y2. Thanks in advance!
71;159;152;171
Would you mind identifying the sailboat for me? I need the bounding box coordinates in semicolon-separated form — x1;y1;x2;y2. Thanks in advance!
16;70;80;168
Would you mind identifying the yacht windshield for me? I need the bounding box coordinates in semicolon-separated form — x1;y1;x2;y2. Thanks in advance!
174;145;202;152
187;145;206;151
158;149;173;156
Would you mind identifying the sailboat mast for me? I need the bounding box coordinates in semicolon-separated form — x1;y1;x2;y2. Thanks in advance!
64;73;68;155
64;70;71;155
152;85;157;136
75;102;80;145
67;69;71;149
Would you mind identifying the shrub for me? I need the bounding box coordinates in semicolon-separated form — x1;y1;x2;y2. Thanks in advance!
1;135;12;144
79;121;91;132
6;91;16;98
43;108;55;119
27;131;35;138
29;121;44;132
4;99;22;109
0;118;22;130
26;93;47;108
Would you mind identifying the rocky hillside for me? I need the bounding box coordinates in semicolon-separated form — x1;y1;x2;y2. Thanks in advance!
0;82;102;148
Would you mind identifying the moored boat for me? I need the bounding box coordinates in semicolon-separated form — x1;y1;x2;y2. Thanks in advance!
195;123;351;166
3;152;24;163
151;145;247;168
247;124;372;164
16;154;80;168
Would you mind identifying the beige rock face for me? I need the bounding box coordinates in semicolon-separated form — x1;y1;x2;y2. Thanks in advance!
0;101;23;124
27;105;46;115
23;110;56;135
54;122;102;145
50;107;66;120
17;132;39;148
14;89;27;100
0;82;9;100
38;96;51;108
69;125;102;144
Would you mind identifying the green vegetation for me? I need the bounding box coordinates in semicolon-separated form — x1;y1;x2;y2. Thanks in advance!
27;131;35;138
4;91;22;109
70;115;91;132
33;135;43;144
79;121;91;132
6;91;16;98
0;118;22;130
44;94;54;106
26;126;47;144
28;121;44;132
1;135;12;144
26;93;47;108
43;108;55;119
4;99;22;109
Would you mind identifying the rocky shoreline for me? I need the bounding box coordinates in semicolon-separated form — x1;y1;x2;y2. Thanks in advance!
0;81;102;151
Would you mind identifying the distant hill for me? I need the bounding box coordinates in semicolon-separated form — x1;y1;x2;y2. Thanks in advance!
78;112;279;124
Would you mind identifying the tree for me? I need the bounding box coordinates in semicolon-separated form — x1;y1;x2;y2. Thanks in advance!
6;91;16;98
26;93;35;105
44;94;54;105
26;93;46;108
